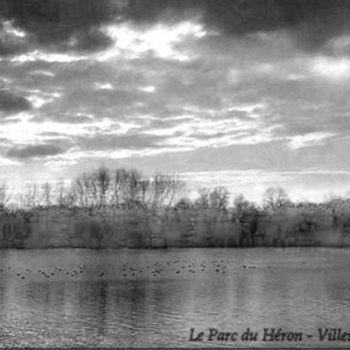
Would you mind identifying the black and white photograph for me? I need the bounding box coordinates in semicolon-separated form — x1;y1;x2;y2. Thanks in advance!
0;0;350;347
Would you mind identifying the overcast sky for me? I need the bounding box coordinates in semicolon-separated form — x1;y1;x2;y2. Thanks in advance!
1;0;350;202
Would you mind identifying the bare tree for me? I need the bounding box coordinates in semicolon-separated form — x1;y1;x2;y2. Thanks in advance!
125;170;142;207
263;187;291;212
41;182;52;207
55;181;67;207
22;184;39;209
112;168;129;208
233;194;251;219
150;173;184;208
95;166;111;207
0;182;11;209
65;182;78;207
209;186;229;210
167;175;185;207
73;176;87;207
194;186;229;210
111;168;146;208
195;188;211;209
84;173;98;207
71;172;100;208
139;178;151;208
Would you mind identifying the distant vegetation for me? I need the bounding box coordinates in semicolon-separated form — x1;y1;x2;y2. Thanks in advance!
0;165;347;214
4;167;184;210
0;166;349;248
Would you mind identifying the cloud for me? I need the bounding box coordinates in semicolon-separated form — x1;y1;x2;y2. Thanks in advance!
1;1;350;204
6;143;64;159
94;82;114;90
0;90;31;112
43;114;94;124
0;156;20;166
311;56;350;80
286;132;335;150
77;133;165;151
2;0;350;61
98;20;206;62
138;85;156;93
0;0;126;54
0;20;28;56
124;0;350;51
2;23;345;165
10;50;87;63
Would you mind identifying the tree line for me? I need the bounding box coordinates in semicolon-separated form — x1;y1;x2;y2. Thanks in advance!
0;166;348;214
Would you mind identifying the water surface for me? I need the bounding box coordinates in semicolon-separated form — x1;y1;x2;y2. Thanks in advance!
0;248;349;347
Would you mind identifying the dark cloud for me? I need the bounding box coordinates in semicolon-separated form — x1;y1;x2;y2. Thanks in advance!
125;0;350;51
69;28;113;51
0;0;126;53
6;144;64;158
0;23;27;56
0;90;31;113
0;41;24;56
2;0;350;55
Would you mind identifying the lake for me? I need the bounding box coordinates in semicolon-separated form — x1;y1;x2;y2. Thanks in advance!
0;247;349;347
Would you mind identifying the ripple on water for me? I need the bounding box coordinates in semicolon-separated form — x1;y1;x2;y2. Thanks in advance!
0;248;348;346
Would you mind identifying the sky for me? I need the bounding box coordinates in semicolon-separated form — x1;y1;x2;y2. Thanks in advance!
1;0;350;203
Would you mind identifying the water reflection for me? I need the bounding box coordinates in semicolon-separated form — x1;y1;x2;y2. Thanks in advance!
0;248;348;346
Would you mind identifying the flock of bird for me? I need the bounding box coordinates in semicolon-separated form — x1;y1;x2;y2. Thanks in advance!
0;264;89;281
2;259;265;282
